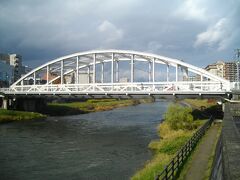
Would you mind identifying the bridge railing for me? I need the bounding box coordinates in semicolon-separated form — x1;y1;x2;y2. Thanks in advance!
0;81;228;95
155;116;214;180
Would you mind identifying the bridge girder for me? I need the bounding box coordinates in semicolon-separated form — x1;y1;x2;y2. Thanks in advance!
4;49;231;95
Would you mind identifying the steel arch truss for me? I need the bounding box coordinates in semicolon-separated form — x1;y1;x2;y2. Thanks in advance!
8;50;230;95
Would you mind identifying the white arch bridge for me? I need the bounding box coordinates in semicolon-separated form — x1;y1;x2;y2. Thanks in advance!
0;50;233;99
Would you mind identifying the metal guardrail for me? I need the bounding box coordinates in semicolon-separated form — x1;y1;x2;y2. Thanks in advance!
155;116;214;180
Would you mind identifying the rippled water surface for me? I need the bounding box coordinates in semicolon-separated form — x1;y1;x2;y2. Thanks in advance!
0;101;169;180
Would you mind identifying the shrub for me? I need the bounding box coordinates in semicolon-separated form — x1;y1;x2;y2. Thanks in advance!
164;104;194;130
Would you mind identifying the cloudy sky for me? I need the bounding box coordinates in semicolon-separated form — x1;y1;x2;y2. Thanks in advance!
0;0;239;68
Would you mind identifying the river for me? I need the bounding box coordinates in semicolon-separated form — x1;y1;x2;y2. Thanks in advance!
0;100;170;180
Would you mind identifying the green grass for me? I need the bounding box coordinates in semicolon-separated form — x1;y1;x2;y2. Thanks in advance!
45;99;142;116
0;109;46;123
184;99;216;109
156;135;192;154
131;120;206;180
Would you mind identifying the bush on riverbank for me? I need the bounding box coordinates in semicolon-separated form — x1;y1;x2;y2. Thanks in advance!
0;109;46;123
164;104;194;130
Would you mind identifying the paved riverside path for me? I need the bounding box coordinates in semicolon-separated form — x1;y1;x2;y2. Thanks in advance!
183;123;220;180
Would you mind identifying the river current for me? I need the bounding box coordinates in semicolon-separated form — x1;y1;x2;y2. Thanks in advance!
0;100;169;180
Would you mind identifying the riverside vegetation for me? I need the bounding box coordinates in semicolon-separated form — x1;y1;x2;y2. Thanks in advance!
131;99;220;180
44;98;153;116
0;98;153;122
0;109;46;123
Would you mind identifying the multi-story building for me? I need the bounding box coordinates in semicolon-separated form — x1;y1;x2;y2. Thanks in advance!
0;60;14;87
0;53;28;86
9;54;23;81
224;62;238;82
0;53;10;63
205;61;225;79
204;60;239;82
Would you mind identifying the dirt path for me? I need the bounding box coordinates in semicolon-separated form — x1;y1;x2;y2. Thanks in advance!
183;124;220;180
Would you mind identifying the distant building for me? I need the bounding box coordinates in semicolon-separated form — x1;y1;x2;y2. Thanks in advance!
42;72;60;84
224;62;238;82
21;65;32;76
0;53;27;85
204;60;239;82
0;53;10;63
9;54;23;81
205;61;225;79
0;61;14;87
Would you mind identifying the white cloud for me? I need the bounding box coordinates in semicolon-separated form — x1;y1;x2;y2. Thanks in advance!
0;0;239;68
97;20;123;44
194;18;232;50
175;0;207;21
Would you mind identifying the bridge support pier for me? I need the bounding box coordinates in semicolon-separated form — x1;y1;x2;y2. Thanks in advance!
15;98;46;112
0;97;9;109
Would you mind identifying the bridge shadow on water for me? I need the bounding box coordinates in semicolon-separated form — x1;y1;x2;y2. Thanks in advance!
41;104;86;116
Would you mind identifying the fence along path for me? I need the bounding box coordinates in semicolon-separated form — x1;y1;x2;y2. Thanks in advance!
155;117;214;180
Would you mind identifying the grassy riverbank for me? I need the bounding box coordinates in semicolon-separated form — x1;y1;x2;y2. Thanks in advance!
0;109;46;123
44;98;153;116
0;98;153;122
131;99;219;180
132;121;206;180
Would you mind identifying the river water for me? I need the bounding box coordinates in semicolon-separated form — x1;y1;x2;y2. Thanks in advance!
0;100;169;180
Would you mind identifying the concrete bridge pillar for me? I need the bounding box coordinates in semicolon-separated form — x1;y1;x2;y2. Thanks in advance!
15;98;46;112
0;97;9;109
1;98;9;109
2;99;8;109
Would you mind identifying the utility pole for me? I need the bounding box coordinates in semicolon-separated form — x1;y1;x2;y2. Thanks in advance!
236;49;240;82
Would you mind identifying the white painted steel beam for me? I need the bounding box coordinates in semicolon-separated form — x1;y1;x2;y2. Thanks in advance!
116;60;119;82
93;54;96;84
111;53;114;83
152;58;155;83
101;62;104;83
167;64;169;82
131;54;134;83
61;60;63;84
76;56;79;84
148;61;151;82
9;49;231;95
